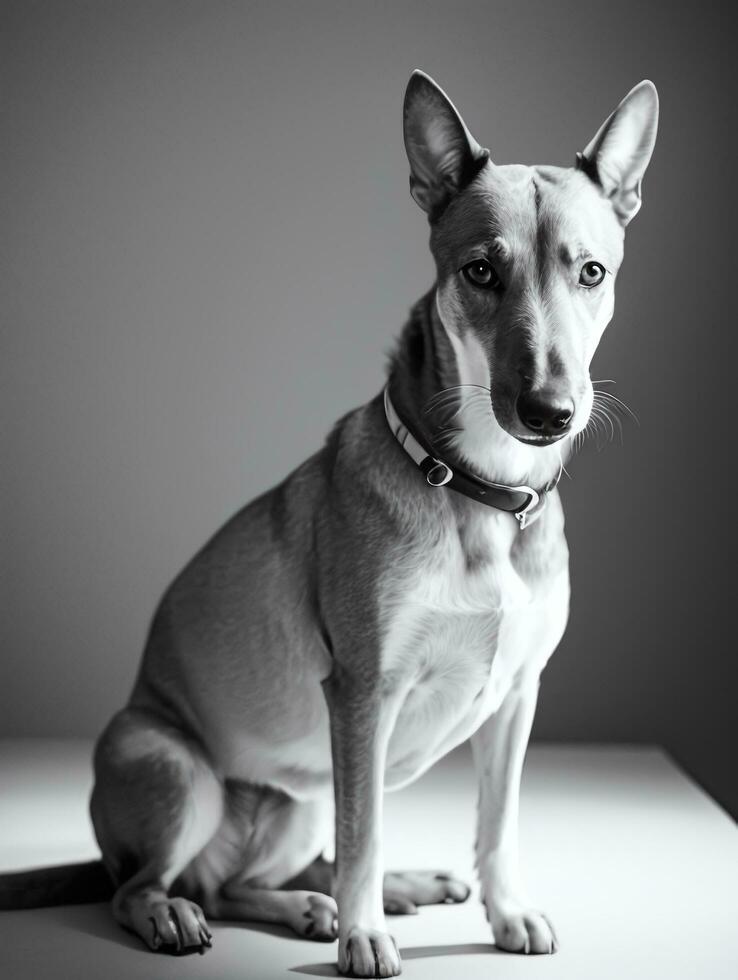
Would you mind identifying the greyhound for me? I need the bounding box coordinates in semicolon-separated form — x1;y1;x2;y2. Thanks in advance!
0;71;658;978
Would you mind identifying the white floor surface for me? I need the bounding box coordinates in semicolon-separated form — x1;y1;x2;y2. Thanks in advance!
0;739;735;980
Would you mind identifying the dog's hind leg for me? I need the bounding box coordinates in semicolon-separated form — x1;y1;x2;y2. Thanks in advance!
212;884;339;941
202;787;338;941
90;707;224;955
285;858;470;915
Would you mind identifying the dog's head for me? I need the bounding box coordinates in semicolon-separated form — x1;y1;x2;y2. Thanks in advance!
403;71;658;451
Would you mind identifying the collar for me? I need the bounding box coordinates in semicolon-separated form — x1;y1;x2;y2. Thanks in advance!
383;386;561;530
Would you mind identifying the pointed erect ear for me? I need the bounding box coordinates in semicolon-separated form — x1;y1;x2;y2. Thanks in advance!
576;81;659;225
403;70;490;220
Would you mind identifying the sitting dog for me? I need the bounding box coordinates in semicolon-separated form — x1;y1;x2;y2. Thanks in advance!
0;71;658;978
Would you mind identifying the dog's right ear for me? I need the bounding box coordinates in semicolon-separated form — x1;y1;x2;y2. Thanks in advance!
403;70;490;220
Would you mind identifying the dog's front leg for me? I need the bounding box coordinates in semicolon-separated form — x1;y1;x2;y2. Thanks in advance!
471;674;559;955
323;662;402;978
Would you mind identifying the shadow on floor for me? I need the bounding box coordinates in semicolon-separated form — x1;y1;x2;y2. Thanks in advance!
13;902;144;953
290;942;499;976
10;902;501;978
36;903;323;951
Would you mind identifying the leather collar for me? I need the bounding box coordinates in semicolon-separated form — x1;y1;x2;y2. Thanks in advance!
383;386;561;530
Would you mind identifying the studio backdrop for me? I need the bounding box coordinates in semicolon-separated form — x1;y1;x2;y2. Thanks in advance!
2;0;735;816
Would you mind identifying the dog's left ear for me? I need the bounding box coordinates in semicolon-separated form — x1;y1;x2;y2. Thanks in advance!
577;81;659;225
403;70;490;220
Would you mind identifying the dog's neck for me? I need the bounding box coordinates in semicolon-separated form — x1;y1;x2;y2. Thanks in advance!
387;289;568;490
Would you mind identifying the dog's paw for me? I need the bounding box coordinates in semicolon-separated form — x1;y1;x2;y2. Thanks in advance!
287;891;338;941
338;926;401;977
487;901;558;955
143;897;213;955
383;869;470;913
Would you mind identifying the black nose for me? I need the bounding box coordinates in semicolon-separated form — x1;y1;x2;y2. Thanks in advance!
516;390;574;436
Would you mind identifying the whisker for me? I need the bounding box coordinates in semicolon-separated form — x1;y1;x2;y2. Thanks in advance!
425;391;488;415
595;390;640;426
424;386;495;451
592;378;640;427
592;403;615;443
587;409;609;450
424;384;491;415
434;426;464;451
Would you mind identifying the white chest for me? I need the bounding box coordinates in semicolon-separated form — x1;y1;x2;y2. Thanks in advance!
379;511;569;788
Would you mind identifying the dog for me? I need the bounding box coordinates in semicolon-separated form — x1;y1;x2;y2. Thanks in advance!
0;71;658;978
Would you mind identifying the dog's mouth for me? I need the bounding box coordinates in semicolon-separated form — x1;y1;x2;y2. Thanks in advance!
514;432;569;447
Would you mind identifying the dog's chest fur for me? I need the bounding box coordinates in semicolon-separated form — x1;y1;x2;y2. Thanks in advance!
379;501;568;789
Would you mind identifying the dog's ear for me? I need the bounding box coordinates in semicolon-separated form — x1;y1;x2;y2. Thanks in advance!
577;81;659;225
403;70;490;219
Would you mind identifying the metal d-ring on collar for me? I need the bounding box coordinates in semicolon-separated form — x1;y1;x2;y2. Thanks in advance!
383;386;559;530
425;459;454;487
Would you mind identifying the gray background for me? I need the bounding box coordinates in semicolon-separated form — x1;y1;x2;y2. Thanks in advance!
3;1;735;816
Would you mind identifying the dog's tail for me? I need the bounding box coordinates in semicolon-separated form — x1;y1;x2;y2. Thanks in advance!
0;860;114;909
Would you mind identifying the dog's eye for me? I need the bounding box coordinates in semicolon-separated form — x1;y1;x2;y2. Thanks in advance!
579;261;606;287
462;259;501;290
